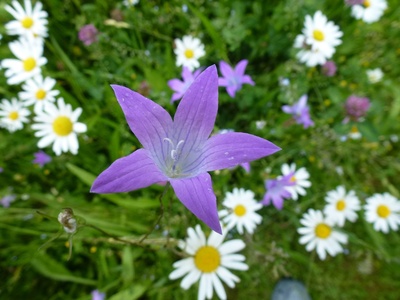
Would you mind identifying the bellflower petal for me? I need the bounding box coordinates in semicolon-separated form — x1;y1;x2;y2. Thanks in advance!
111;85;173;152
202;132;281;172
91;149;168;193
111;85;173;167
181;66;192;82
241;75;255;85
173;65;218;149
170;173;221;233
234;60;248;76
219;61;234;79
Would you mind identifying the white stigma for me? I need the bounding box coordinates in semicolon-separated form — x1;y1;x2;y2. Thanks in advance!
163;138;185;161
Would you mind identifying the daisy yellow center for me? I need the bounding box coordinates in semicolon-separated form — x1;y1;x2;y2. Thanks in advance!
36;89;47;100
234;204;247;217
9;111;19;120
363;0;371;7
315;223;331;239
377;205;390;218
313;30;325;42
184;49;194;59
194;246;221;273
23;57;37;72
336;200;346;211
350;126;359;134
21;17;34;29
52;116;73;136
290;176;296;183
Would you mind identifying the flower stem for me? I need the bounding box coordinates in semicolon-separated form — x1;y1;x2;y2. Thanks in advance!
306;250;316;287
139;182;170;243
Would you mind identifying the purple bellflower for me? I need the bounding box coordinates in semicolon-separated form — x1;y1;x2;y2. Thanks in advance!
91;65;280;233
282;95;314;129
91;290;106;300
261;174;294;210
1;194;16;208
33;150;52;167
168;67;202;103
218;60;255;98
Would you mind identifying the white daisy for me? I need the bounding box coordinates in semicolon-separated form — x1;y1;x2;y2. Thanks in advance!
5;0;48;38
219;188;263;235
351;0;388;23
364;193;400;233
169;225;248;300
0;98;31;132
19;75;60;112
298;209;348;260
122;0;139;6
302;11;342;56
348;125;362;140
366;68;383;83
294;34;329;67
32;98;87;156
323;186;361;227
174;35;205;71
280;163;311;200
1;36;47;85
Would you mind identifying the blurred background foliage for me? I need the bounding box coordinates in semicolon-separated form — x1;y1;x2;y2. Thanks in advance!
1;0;400;299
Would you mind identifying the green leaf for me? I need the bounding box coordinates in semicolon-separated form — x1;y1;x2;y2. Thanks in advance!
108;285;147;300
121;246;135;286
362;218;390;260
185;2;228;61
31;253;96;285
66;163;95;186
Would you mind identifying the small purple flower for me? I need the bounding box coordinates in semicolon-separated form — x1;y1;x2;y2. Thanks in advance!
344;95;371;123
1;194;16;208
345;0;364;6
33;150;52;167
0;167;3;173
91;290;105;300
282;95;314;129
322;61;337;77
91;65;280;233
261;174;294;210
218;60;255;98
168;67;202;103
78;24;99;46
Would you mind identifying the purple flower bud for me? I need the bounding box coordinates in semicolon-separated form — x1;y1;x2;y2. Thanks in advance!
344;95;370;122
322;61;337;77
78;24;99;46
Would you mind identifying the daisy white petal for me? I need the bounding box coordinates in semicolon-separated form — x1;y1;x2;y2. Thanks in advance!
0;98;30;132
298;209;348;260
169;225;248;299
323;186;361;227
32;98;86;155
364;193;400;233
174;35;205;71
219;188;263;235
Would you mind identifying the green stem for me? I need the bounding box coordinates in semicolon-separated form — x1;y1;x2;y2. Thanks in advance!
139;182;170;243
